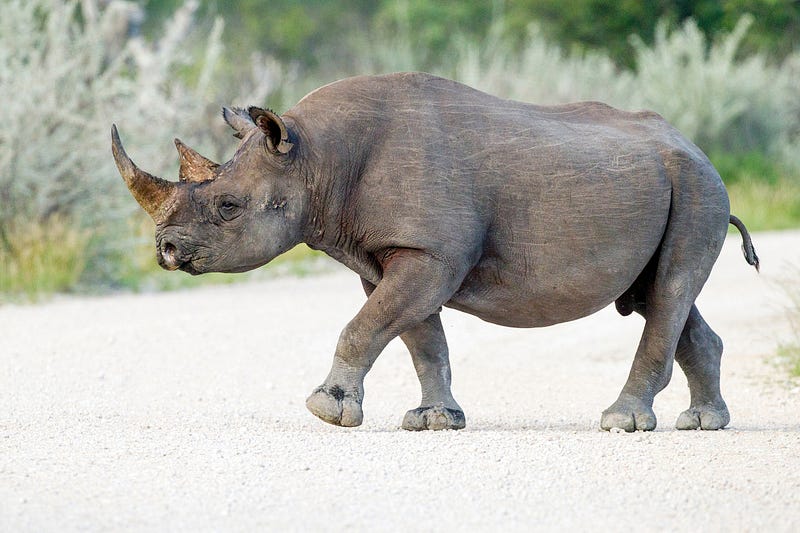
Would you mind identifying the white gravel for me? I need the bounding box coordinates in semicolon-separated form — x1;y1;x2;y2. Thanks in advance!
2;231;800;532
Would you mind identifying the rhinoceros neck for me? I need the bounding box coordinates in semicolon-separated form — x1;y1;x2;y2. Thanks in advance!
289;111;383;285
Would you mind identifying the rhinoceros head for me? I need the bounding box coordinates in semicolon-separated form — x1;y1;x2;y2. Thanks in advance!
111;107;306;275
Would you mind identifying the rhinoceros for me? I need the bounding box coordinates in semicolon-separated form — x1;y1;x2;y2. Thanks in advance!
111;72;759;432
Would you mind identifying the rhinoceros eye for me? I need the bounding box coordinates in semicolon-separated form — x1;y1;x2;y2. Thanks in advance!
216;195;244;221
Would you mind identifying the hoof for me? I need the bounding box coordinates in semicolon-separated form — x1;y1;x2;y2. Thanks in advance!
306;385;363;427
402;405;466;431
601;396;657;432
675;404;729;430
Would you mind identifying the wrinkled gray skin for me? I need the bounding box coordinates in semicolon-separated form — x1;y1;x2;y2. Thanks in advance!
112;72;760;432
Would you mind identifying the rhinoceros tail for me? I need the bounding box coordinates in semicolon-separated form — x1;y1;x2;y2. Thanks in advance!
729;215;760;272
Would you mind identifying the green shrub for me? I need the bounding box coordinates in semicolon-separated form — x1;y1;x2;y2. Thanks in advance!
629;16;799;159
0;0;292;296
0;0;211;290
708;151;785;186
434;16;800;173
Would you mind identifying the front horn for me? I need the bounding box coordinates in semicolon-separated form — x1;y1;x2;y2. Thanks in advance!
111;125;176;221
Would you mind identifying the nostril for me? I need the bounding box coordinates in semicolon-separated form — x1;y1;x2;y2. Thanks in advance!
160;242;181;270
163;242;176;259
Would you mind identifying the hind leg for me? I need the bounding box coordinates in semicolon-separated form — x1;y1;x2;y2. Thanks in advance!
602;165;729;431
674;305;729;430
602;250;716;431
601;285;687;432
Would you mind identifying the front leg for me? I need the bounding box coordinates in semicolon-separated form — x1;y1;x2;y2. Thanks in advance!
398;314;466;431
362;278;465;430
306;250;464;427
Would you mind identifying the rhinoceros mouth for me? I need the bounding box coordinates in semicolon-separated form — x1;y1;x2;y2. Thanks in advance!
178;261;203;276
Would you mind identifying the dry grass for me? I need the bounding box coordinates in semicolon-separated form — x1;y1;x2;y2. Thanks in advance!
777;344;800;378
776;265;800;378
727;176;800;232
0;216;89;301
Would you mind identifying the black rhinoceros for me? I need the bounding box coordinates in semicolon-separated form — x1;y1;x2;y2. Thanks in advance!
112;72;759;432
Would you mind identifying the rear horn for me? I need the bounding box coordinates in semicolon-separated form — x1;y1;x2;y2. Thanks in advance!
174;138;220;183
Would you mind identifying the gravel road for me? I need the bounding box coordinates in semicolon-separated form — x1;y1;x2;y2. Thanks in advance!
2;231;800;532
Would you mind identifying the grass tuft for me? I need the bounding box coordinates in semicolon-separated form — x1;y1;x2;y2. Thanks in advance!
776;265;800;379
727;177;800;232
0;216;89;302
777;344;800;378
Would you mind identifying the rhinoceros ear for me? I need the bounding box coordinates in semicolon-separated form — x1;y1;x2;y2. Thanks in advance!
248;106;294;155
222;106;255;139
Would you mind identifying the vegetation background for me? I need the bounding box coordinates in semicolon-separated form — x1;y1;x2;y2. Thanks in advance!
1;0;800;301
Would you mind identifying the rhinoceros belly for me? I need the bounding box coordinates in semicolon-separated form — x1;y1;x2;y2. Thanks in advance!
446;184;670;328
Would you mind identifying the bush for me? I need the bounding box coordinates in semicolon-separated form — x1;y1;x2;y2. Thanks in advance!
0;0;292;295
448;23;627;106
628;16;800;160
433;16;800;175
0;0;201;289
